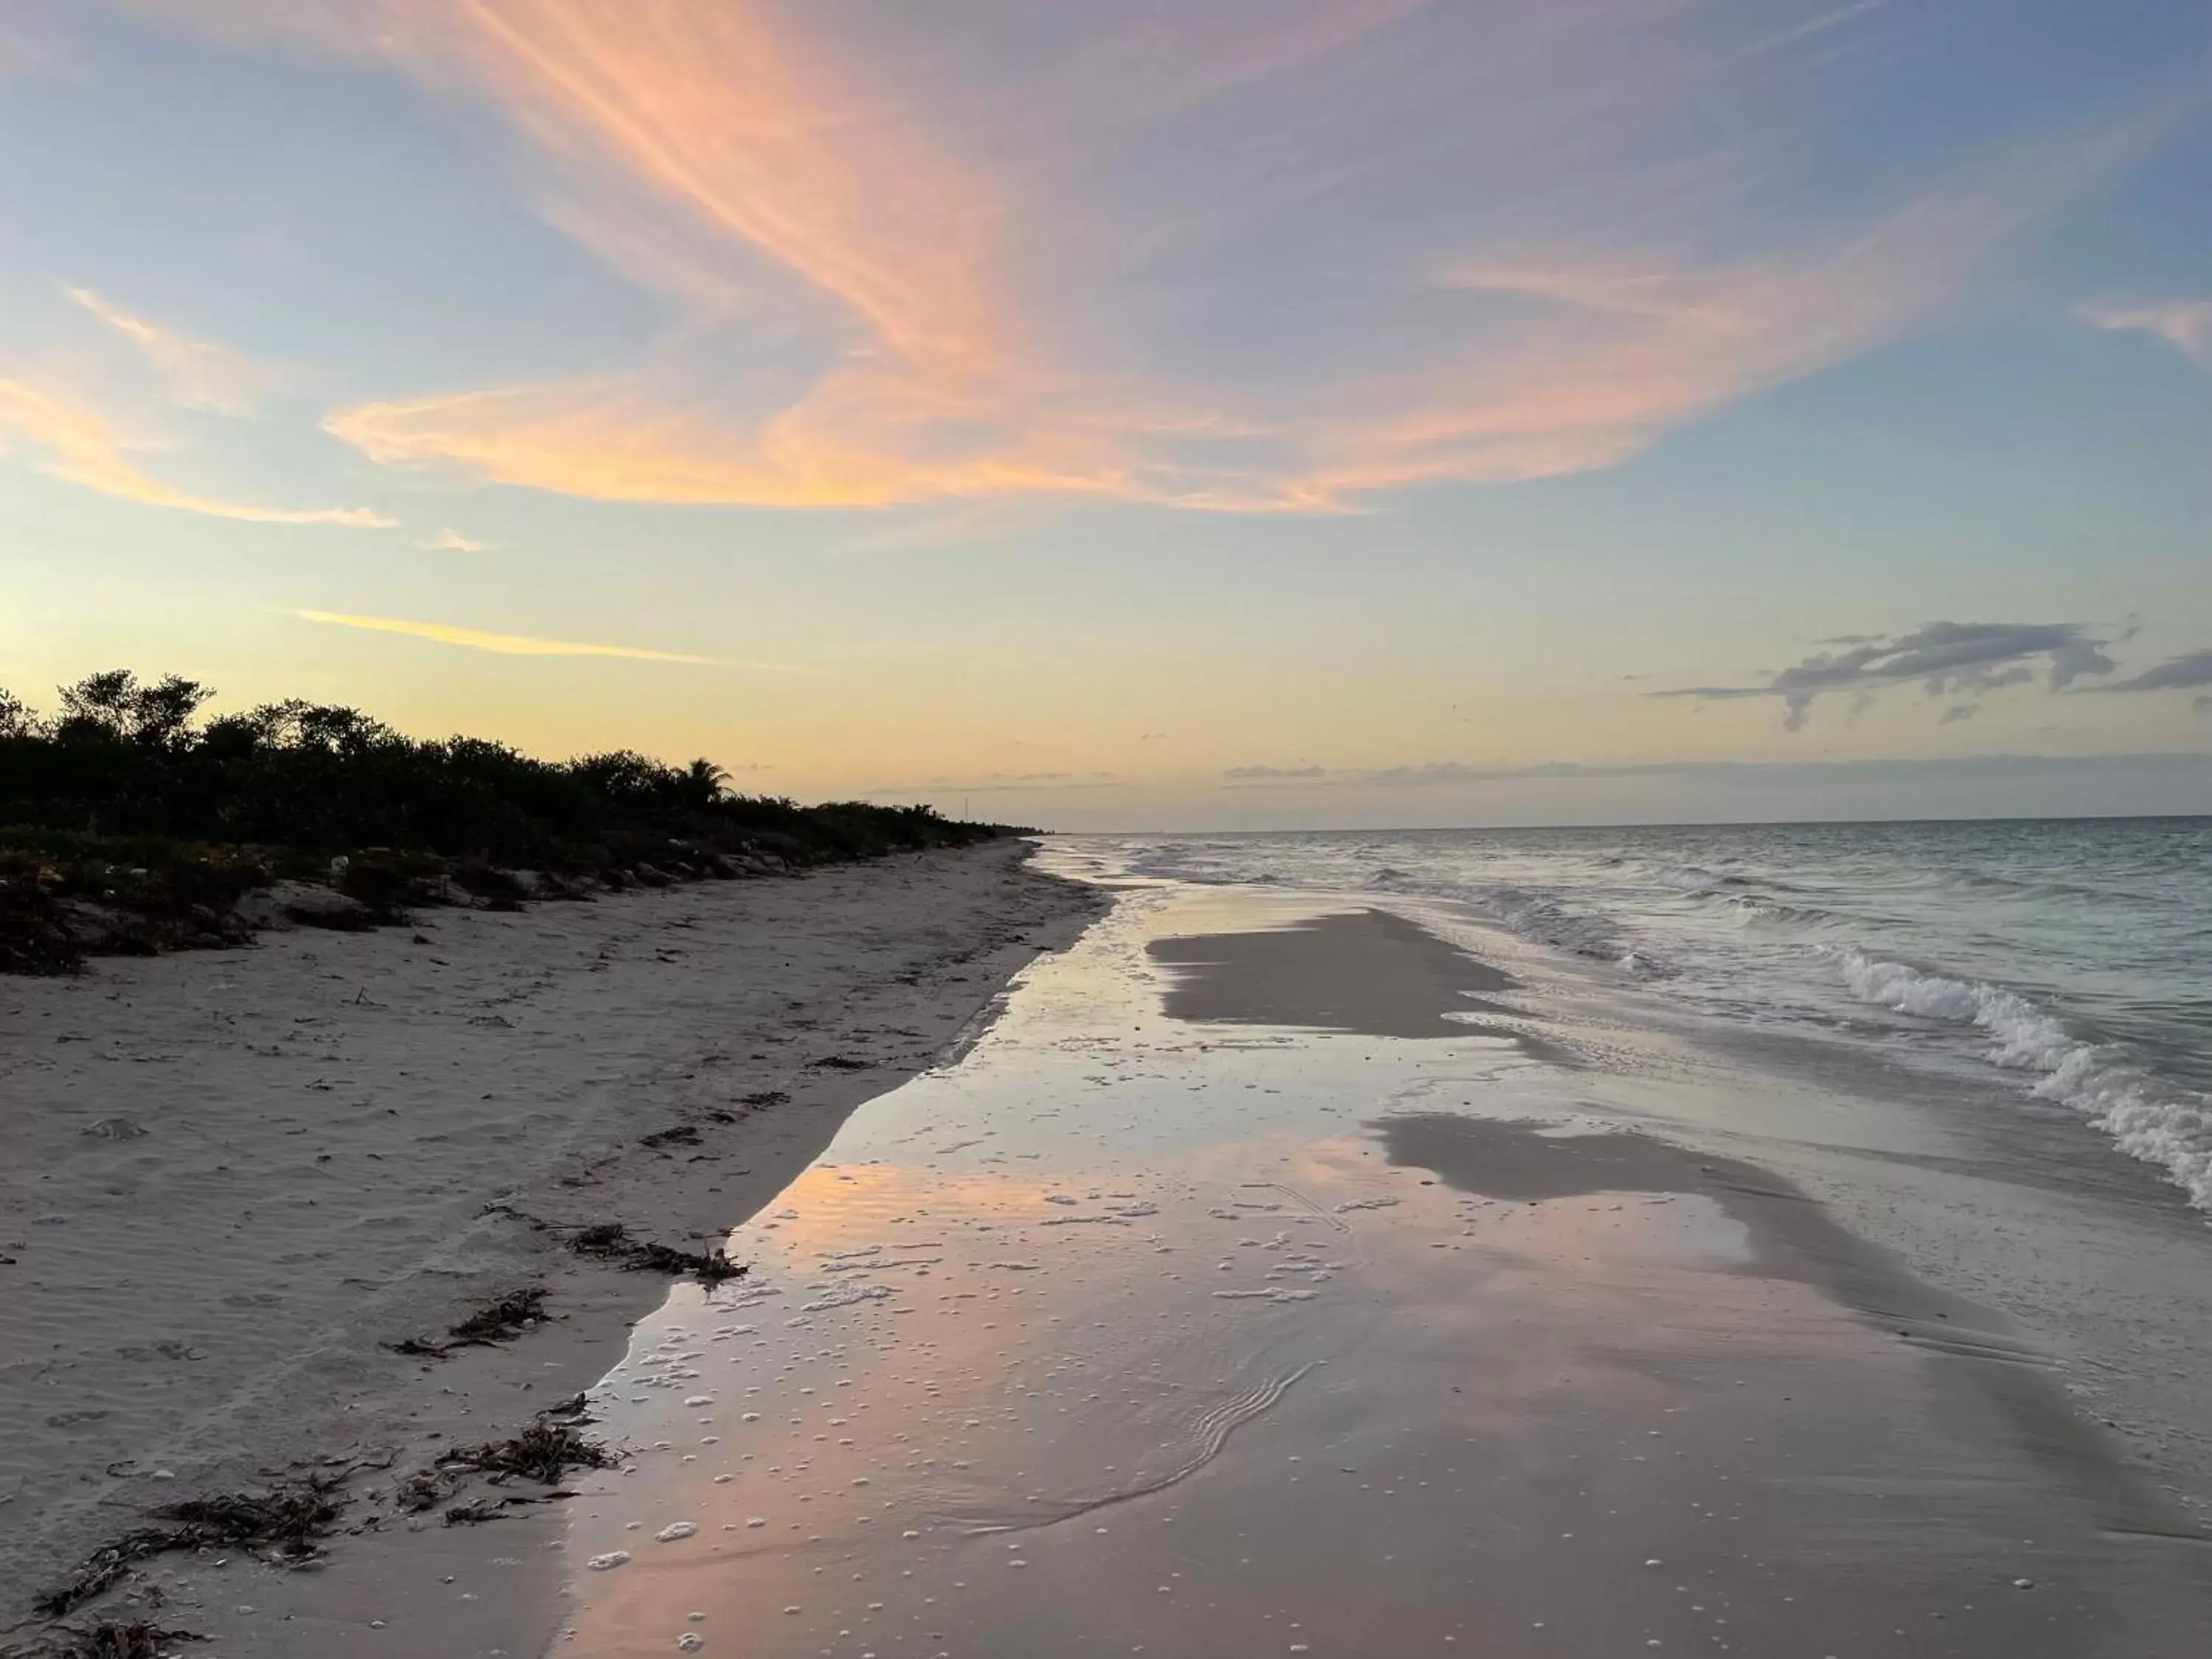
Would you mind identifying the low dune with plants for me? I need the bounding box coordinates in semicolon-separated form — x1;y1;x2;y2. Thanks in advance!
0;670;1015;974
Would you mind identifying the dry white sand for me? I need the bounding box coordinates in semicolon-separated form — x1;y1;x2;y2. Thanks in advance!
0;840;1099;1650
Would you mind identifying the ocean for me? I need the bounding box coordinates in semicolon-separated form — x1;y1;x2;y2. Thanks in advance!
1052;817;2212;1214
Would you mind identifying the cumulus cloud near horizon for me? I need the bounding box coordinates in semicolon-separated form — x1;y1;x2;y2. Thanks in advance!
1652;621;2123;730
2090;648;2212;694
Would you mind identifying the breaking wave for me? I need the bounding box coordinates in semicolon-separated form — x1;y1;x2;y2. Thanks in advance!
1837;950;2212;1211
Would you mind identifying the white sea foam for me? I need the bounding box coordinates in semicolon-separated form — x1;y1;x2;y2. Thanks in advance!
1837;950;2211;1210
795;1284;896;1314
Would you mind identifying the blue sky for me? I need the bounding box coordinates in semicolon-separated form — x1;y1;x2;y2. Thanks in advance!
1;0;2207;827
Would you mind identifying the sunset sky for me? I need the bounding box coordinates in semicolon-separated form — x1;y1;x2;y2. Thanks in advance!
2;0;2208;827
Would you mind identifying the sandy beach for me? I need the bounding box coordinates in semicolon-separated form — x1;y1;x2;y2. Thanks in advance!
7;846;2208;1659
1;841;1100;1655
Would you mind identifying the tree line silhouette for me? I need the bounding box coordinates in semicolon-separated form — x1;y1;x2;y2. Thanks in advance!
1;668;1009;886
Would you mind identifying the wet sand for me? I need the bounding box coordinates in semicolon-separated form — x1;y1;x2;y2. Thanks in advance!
1148;908;1520;1036
0;840;1099;1654
528;888;2211;1658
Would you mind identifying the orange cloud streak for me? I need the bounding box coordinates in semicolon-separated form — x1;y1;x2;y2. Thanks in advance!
425;0;1009;379
324;374;1147;509
175;0;2182;515
296;608;715;661
0;377;392;526
66;286;269;414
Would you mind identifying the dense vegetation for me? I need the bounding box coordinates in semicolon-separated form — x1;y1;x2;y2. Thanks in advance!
0;670;1020;973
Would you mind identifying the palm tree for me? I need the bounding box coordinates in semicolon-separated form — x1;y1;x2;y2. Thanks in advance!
678;757;731;810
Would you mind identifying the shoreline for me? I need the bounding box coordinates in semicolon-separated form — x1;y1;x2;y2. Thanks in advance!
536;874;2211;1657
1;839;1105;1656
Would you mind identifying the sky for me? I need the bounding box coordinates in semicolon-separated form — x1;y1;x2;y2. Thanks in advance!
1;0;2208;830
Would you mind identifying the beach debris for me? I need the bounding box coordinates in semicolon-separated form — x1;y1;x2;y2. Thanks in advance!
448;1287;550;1344
394;1470;451;1514
655;1522;698;1542
45;1621;206;1659
35;1476;347;1617
678;1635;705;1653
440;1414;614;1486
737;1091;789;1107
442;1498;510;1526
809;1055;870;1071
80;1117;149;1140
568;1222;746;1284
640;1126;703;1149
585;1551;630;1571
386;1287;550;1357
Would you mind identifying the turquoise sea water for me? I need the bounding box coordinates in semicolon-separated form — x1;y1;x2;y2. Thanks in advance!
1055;818;2212;1214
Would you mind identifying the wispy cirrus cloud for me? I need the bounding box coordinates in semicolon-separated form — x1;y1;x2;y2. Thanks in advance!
1652;621;2121;730
1303;184;2073;495
324;378;1154;510
152;1;2201;514
0;376;391;525
2079;299;2212;370
66;286;270;414
419;527;488;552
294;609;716;662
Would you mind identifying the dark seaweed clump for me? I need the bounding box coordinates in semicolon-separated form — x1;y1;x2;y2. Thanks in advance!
386;1287;549;1357
38;1621;204;1659
35;1478;345;1618
441;1419;613;1485
568;1222;745;1284
394;1396;609;1517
